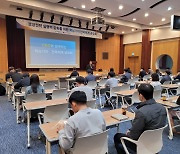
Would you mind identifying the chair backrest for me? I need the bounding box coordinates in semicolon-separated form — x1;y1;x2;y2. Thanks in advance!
154;85;162;91
25;93;46;103
143;75;151;81
87;81;97;89
43;103;69;123
87;100;96;109
176;86;180;95
52;89;68;100
121;84;130;91
59;81;68;89
163;81;171;85
98;79;108;87
131;91;140;104
43;83;55;90
72;130;108;154
137;125;167;154
46;80;58;85
153;90;162;100
40;80;45;86
110;86;123;97
21;87;27;93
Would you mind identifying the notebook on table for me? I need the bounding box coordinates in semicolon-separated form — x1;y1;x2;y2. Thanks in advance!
111;114;128;121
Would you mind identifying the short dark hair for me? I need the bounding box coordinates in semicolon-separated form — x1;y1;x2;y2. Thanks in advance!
138;84;154;100
16;68;22;73
8;66;14;72
87;69;93;74
165;70;171;75
151;73;159;81
73;67;76;71
108;71;115;77
69;91;87;105
155;69;160;73
75;76;85;84
23;73;29;78
110;68;114;72
124;68;128;72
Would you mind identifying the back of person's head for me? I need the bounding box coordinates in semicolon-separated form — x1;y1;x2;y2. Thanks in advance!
151;73;159;81
165;70;171;75
110;68;114;72
156;69;160;73
87;69;93;74
108;71;115;78
75;76;85;84
8;66;14;72
16;68;22;73
138;84;154;100
30;74;40;93
124;68;128;73
23;73;29;78
69;91;87;105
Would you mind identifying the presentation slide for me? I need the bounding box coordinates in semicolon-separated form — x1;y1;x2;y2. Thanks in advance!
25;31;80;68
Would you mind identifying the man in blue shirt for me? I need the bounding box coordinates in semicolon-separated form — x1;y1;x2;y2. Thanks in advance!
85;69;96;83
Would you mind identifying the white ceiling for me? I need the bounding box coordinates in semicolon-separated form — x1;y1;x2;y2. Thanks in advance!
1;0;180;34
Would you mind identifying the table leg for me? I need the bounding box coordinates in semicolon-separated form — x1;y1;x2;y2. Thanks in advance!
166;88;169;98
13;92;16;111
121;96;125;106
27;110;31;148
16;97;20;124
98;89;103;108
166;108;173;140
46;139;51;154
116;96;119;109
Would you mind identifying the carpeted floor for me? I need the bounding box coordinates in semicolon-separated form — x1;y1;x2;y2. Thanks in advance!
0;95;180;154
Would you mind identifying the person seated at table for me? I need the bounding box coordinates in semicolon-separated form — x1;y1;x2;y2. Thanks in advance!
105;72;118;88
174;70;180;81
139;68;147;81
5;66;15;81
85;69;96;83
70;67;79;78
58;91;106;153
109;68;115;74
14;73;30;91
70;76;93;101
150;73;161;90
114;84;166;154
121;68;132;83
160;70;172;84
25;74;44;97
127;67;132;74
12;68;23;82
155;69;162;76
147;68;154;75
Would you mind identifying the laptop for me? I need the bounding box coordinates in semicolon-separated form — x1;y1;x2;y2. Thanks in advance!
111;114;128;121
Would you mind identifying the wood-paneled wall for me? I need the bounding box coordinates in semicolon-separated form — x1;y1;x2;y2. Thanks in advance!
0;17;8;80
96;34;120;74
124;43;142;75
151;39;180;74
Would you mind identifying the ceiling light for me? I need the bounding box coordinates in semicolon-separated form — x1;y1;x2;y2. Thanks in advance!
168;7;172;11
145;13;149;17
133;18;136;21
91;0;95;2
108;12;111;15
150;22;153;25
162;18;166;21
132;29;135;32
81;5;86;9
119;5;124;10
122;31;125;34
142;0;145;1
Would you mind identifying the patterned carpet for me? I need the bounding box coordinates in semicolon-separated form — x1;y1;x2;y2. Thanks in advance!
0;95;180;154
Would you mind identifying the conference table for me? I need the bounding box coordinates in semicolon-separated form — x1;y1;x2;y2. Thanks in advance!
115;89;137;108
23;98;68;148
40;108;135;154
157;96;179;140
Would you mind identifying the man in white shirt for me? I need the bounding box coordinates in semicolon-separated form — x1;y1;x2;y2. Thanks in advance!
105;72;118;88
57;91;106;153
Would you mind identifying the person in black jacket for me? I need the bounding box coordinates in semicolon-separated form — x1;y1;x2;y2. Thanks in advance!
70;67;79;78
5;66;15;81
114;84;166;154
86;61;94;71
12;68;23;82
139;68;147;80
174;70;180;81
160;70;172;84
14;73;30;91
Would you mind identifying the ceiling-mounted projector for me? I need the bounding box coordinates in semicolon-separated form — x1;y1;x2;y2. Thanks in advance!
91;16;105;27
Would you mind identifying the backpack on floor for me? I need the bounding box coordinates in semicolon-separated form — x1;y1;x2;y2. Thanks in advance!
0;84;6;96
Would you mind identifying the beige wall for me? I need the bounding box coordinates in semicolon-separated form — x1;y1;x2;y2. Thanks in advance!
0;17;8;80
124;43;142;75
96;34;120;74
123;31;142;44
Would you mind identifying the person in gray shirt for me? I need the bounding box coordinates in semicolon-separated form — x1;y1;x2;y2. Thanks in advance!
85;69;96;83
70;76;93;101
105;72;118;88
57;91;106;153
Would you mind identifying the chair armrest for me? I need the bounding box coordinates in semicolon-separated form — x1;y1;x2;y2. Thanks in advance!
120;137;137;154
